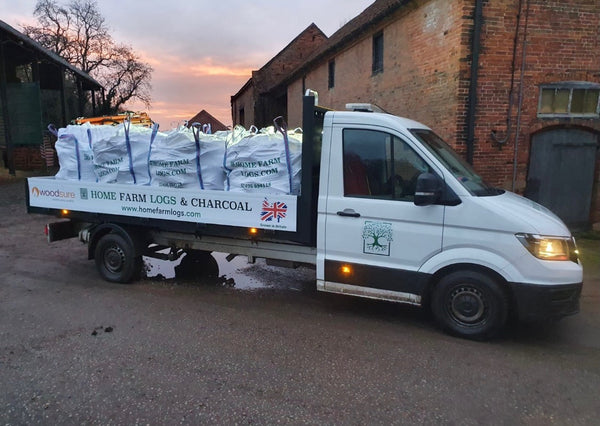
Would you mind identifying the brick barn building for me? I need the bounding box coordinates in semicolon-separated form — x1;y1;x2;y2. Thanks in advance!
231;0;600;229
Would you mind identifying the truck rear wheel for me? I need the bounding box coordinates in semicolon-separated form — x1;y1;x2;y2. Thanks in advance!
94;233;142;283
431;270;508;340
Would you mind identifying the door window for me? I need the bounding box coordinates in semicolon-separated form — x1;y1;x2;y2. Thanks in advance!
343;129;431;201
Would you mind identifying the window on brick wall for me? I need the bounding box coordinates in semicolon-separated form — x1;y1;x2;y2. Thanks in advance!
328;60;335;89
538;82;600;118
372;32;384;75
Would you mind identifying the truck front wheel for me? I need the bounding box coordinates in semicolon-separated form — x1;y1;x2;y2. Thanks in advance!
431;270;508;340
94;233;142;283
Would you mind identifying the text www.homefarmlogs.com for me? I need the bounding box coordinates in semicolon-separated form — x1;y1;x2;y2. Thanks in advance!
121;205;201;219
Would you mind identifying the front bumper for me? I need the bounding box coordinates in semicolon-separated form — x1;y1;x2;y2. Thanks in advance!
509;281;582;322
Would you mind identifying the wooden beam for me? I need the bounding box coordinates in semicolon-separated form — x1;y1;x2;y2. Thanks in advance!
0;38;15;175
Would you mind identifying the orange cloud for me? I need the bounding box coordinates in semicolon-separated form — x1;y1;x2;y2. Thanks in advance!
137;51;252;77
125;52;253;129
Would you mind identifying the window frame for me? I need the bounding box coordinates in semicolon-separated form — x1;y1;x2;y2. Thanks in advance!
342;128;432;201
537;82;600;118
328;59;335;89
372;31;384;75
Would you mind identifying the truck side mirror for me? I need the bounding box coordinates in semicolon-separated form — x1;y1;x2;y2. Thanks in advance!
414;172;443;206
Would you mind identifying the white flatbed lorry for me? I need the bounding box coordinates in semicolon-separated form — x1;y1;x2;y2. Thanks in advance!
27;93;583;339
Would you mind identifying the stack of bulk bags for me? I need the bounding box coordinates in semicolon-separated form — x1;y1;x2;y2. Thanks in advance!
224;120;302;195
52;122;120;182
148;124;226;190
93;121;157;184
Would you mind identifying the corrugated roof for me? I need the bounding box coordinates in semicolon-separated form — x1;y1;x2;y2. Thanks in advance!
0;19;102;90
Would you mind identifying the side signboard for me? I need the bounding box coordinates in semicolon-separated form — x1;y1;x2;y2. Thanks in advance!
28;177;298;231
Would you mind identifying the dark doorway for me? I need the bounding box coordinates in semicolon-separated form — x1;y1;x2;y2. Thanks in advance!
525;128;598;227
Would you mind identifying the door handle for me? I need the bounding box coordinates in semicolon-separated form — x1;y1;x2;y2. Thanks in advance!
337;209;361;218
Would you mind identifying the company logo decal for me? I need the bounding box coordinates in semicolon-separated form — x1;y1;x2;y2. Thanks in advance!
362;221;393;256
30;186;76;199
261;199;287;222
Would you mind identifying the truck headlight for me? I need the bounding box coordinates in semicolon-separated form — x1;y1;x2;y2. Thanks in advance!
516;233;578;262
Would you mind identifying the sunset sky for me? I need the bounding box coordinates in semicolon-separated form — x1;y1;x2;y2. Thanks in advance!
0;0;374;128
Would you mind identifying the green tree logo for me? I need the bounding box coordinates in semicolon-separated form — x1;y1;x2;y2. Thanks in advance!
362;221;393;255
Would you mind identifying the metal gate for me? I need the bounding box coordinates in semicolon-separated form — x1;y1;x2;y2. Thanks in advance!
525;128;598;227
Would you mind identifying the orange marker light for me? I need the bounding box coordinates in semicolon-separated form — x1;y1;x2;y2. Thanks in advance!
61;209;69;215
249;227;258;235
341;265;352;275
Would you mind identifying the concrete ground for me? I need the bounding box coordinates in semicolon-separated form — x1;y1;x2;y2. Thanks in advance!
1;176;599;424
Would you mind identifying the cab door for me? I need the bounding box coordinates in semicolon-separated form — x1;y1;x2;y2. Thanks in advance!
321;125;445;303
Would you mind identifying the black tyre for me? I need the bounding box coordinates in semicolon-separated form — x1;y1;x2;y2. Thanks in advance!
431;270;508;340
94;233;142;283
175;250;219;281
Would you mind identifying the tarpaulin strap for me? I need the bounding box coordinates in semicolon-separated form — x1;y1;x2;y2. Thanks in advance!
73;135;82;181
47;124;58;137
60;134;83;181
123;119;136;184
147;123;159;185
192;123;205;190
86;128;93;149
223;126;243;191
202;123;212;134
86;128;98;182
274;116;293;195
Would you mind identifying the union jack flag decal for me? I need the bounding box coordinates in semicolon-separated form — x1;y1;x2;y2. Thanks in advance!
261;199;287;222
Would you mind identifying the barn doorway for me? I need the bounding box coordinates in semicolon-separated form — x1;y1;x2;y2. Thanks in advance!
525;128;598;228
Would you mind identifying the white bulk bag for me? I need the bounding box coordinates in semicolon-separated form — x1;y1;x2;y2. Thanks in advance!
52;123;96;181
224;120;302;195
148;124;228;190
192;124;227;190
148;126;200;189
93;121;155;184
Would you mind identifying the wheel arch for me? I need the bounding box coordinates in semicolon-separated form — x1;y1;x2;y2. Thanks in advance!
423;262;514;312
88;223;147;260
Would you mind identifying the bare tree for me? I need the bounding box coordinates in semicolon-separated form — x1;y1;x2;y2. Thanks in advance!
23;0;152;114
100;44;152;113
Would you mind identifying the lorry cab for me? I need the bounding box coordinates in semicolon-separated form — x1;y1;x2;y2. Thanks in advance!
316;108;582;339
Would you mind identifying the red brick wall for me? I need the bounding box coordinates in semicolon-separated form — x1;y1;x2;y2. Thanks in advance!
475;0;600;223
12;146;44;170
255;24;327;93
233;24;328;127
289;0;466;140
283;0;600;225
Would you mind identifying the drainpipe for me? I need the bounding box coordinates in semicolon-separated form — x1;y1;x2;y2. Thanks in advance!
511;0;531;192
466;0;484;165
490;0;523;146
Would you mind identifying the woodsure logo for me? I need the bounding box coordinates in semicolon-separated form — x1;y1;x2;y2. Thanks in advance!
31;186;76;200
